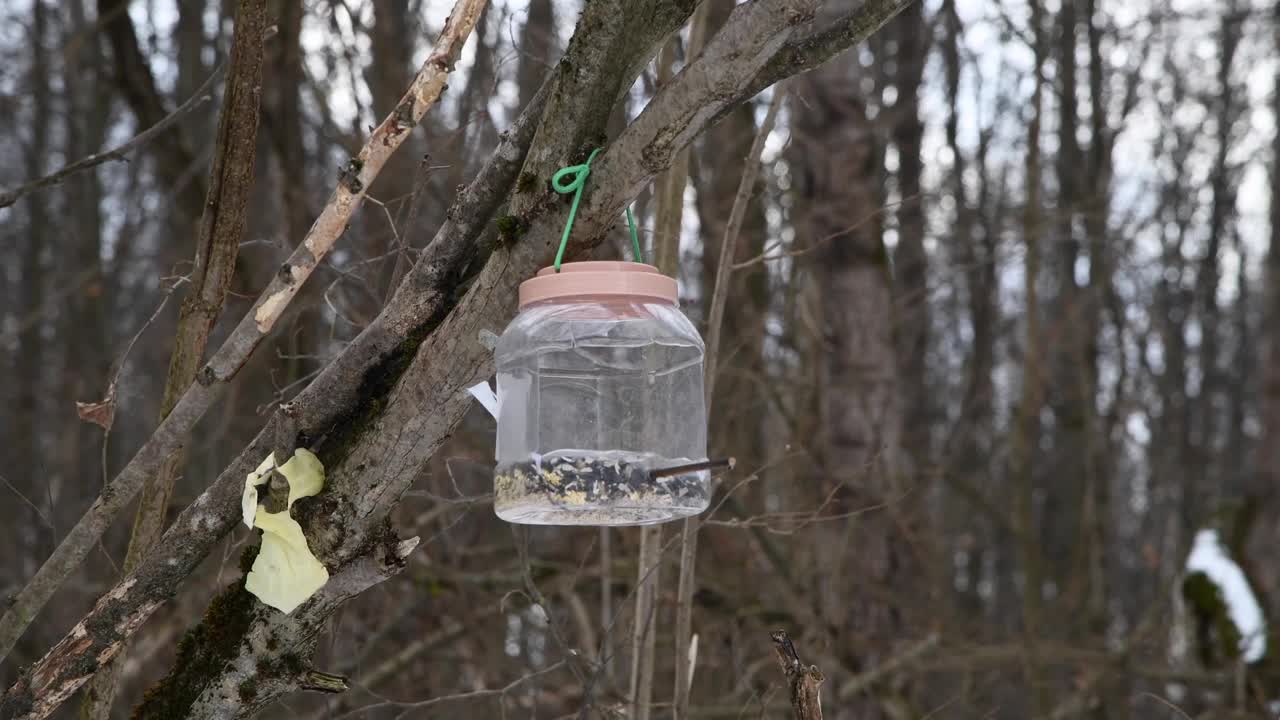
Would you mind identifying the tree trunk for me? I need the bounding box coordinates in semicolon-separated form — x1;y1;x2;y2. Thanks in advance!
7;0;51;649
98;0;209;224
518;0;556;110
1189;3;1243;524
1012;1;1050;714
264;0;309;247
889;0;929;469
794;2;905;712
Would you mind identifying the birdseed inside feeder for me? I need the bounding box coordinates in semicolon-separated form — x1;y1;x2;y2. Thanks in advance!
493;261;710;526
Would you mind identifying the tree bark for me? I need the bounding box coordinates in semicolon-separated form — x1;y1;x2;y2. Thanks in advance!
678;83;785;720
772;631;825;720
652;7;710;718
517;0;556;110
1188;3;1243;523
6;0;50;646
263;0;310;247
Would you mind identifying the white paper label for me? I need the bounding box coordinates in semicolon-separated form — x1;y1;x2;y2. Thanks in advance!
467;381;499;419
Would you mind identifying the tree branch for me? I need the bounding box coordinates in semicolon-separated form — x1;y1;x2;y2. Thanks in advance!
0;62;226;210
0;64;547;720
771;631;825;720
643;13;710;715
0;0;486;677
630;525;663;720
173;1;801;715
749;0;918;96
837;632;939;700
171;537;422;720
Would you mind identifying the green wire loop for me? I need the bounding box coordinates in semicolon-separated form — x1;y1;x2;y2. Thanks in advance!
550;148;643;271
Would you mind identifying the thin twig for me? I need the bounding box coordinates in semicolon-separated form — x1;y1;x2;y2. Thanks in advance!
0;474;52;530
650;1;710;269
837;633;938;699
674;84;787;720
384;154;436;301
0;62;226;210
1134;692;1194;720
730;196;913;270
629;525;663;720
334;659;567;720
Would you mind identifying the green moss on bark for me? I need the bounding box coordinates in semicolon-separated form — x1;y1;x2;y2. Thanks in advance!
132;582;257;719
495;214;529;247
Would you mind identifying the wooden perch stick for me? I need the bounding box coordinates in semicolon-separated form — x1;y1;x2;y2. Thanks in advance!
771;630;825;720
650;457;735;479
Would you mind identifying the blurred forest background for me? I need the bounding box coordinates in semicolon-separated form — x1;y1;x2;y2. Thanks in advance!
4;0;1280;717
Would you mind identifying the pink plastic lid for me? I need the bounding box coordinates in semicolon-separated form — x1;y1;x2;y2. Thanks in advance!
518;261;678;309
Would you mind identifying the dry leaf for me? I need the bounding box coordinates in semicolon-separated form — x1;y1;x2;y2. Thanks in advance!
75;384;117;430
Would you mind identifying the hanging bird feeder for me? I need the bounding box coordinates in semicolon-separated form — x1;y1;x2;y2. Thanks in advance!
493;260;713;525
487;149;730;526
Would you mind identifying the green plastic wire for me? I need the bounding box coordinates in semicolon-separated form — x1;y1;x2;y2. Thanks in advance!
550;148;643;271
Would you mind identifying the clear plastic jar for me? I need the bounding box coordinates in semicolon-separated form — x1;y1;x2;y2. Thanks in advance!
494;262;708;526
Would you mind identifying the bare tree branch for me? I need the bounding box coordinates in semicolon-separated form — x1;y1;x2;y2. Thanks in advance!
0;0;487;671
771;631;824;720
837;632;938;700
629;525;662;720
746;0;918;98
162;1;807;715
0;67;549;720
0;62;227;210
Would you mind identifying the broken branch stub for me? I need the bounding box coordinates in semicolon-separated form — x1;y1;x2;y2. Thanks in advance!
771;630;825;720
